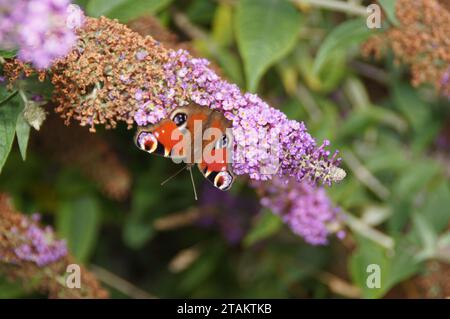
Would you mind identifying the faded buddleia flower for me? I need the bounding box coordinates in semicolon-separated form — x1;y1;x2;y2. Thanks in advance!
363;0;450;98
50;16;168;131
0;193;108;298
412;261;450;298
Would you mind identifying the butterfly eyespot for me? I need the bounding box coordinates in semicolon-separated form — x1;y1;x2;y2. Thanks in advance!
214;171;233;191
215;134;230;149
171;112;187;127
137;132;158;153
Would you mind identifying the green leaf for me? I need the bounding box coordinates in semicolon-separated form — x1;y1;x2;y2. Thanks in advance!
393;82;429;132
0;90;18;106
212;3;234;47
0;96;21;173
420;182;450;233
0;50;17;58
186;0;217;25
393;161;440;199
386;240;422;289
349;237;388;299
412;213;437;260
74;0;90;9
378;0;399;26
296;46;347;94
57;196;101;262
87;0;173;22
338;106;407;139
123;218;154;249
313;18;374;74
0;277;25;298
364;139;408;173
437;231;450;253
316;50;347;93
243;209;283;247
15;107;30;161
86;0;125;16
235;0;301;91
343;76;371;110
178;241;223;294
349;236;420;298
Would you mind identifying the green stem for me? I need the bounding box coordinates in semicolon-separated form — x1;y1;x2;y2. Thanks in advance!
90;264;157;299
342;210;395;250
292;0;368;16
18;89;28;104
343;150;390;200
295;83;323;122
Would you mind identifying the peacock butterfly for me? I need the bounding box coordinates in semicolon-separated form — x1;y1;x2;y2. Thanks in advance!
134;103;235;191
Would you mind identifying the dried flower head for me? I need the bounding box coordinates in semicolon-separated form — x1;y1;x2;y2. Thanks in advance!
363;0;450;98
50;16;169;131
412;261;450;298
2;58;45;87
0;194;108;298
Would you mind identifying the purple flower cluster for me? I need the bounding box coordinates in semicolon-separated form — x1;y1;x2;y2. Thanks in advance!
14;214;67;266
257;177;344;245
134;49;345;185
0;1;84;69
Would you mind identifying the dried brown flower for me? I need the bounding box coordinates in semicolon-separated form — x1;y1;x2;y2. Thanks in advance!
0;193;108;298
2;59;46;87
413;261;450;298
363;0;450;98
50;16;169;132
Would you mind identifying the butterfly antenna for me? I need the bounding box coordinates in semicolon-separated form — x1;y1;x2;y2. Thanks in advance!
161;165;189;186
187;165;198;201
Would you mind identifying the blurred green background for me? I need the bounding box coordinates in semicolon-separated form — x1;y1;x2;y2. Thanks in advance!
1;0;450;298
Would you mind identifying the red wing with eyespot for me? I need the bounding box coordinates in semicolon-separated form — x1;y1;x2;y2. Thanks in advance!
134;119;183;158
197;117;234;191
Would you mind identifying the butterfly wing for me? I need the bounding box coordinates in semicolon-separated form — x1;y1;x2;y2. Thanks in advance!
134;119;183;158
197;112;235;191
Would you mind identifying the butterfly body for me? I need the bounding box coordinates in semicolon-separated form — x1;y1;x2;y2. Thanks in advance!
135;103;235;191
